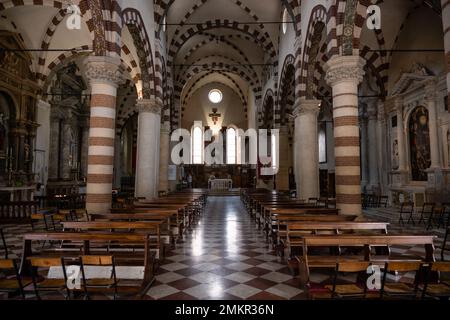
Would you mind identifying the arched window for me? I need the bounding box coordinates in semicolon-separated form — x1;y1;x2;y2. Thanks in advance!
162;16;167;33
227;127;236;164
282;8;288;34
192;126;203;164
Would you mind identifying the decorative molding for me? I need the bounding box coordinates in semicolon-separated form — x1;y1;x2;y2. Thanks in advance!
84;56;124;87
137;98;162;115
324;56;366;87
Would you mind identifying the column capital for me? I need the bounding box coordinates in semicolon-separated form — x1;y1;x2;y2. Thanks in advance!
84;56;124;87
137;98;163;115
323;56;366;87
293;99;321;118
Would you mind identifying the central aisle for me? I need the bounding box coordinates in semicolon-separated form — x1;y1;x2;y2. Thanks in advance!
146;196;305;300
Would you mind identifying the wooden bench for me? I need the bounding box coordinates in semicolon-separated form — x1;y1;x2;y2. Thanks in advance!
284;221;389;257
270;214;358;252
61;221;166;259
19;232;156;298
296;234;436;285
107;209;182;242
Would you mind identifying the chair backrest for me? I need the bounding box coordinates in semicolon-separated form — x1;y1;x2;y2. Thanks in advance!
431;261;450;272
29;257;63;268
81;255;114;266
0;228;7;259
337;261;371;273
0;258;15;270
385;260;422;273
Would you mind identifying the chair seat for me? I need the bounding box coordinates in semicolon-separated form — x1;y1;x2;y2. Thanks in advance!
37;279;67;289
85;278;118;287
325;284;365;295
0;278;28;290
426;284;450;296
384;283;416;294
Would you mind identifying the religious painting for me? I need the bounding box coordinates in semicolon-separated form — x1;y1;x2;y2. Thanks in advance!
409;106;431;181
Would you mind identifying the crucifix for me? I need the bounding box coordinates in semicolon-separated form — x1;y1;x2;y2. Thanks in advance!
209;108;221;125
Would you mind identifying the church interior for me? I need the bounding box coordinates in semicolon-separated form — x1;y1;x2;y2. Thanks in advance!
0;0;450;301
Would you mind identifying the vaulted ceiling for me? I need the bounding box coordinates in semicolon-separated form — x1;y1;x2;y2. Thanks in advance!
161;0;284;117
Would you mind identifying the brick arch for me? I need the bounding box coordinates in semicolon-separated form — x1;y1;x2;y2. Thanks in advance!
298;5;327;98
277;54;296;126
176;64;261;101
282;0;302;37
260;89;275;129
181;81;247;120
122;8;156;100
182;72;247;109
176;35;254;79
36;7;96;86
177;54;260;89
168;20;277;66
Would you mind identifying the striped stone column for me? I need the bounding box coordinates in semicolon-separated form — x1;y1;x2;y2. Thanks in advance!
84;56;123;214
293;99;320;201
159;123;171;193
442;0;450;112
135;99;162;199
275;126;290;191
324;56;365;215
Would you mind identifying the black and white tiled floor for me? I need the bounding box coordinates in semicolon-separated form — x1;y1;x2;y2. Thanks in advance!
1;196;449;300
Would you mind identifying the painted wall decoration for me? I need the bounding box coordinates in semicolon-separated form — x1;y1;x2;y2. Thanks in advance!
409;106;431;181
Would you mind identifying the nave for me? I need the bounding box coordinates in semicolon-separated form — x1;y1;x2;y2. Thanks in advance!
1;194;449;300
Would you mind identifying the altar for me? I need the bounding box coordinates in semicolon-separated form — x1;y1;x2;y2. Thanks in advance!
208;179;232;190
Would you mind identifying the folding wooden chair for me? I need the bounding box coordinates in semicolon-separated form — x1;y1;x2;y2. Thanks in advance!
421;262;450;300
0;228;7;259
418;203;435;226
325;261;374;299
0;259;29;299
79;255;119;300
442;228;449;262
29;257;70;300
398;202;414;225
437;203;450;229
380;261;423;299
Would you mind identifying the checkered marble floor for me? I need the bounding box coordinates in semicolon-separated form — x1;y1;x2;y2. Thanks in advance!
145;197;306;300
1;197;448;300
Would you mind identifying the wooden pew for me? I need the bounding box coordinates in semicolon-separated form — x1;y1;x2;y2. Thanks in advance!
284;221;389;257
61;221;166;259
19;232;156;298
296;234;436;286
109;208;184;242
270;214;358;250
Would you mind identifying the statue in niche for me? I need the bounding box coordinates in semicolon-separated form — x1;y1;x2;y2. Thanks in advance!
409;106;431;181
